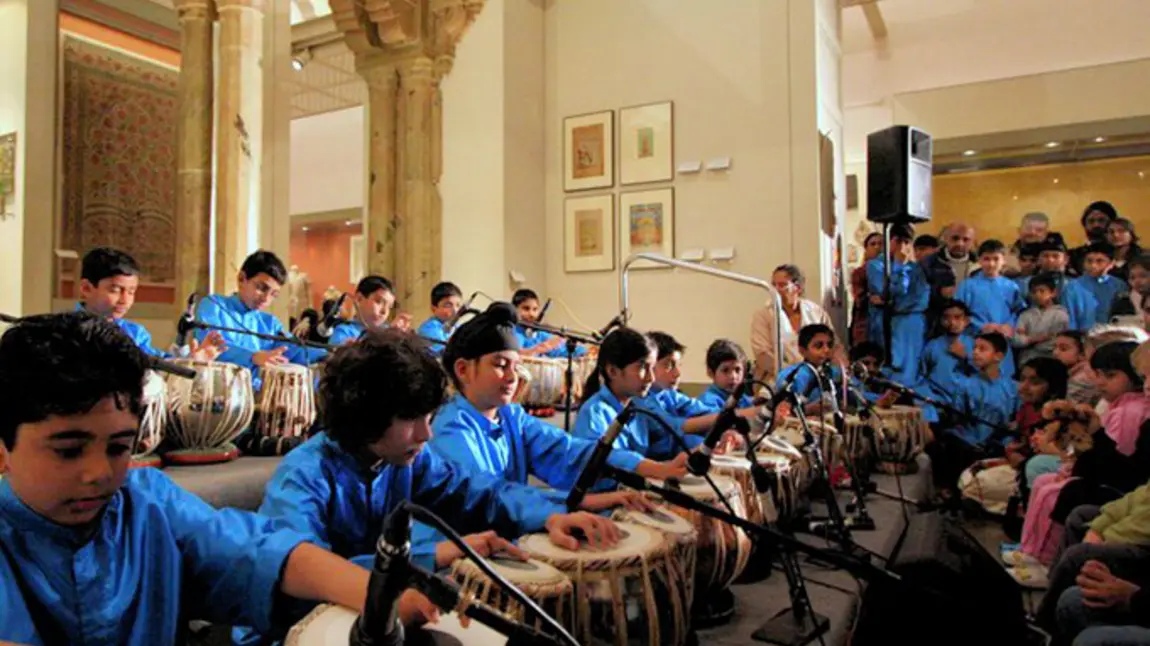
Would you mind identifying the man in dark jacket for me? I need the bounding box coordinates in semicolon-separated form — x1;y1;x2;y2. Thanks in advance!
1070;201;1119;276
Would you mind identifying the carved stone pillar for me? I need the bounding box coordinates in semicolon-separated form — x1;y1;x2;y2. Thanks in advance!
213;0;264;292
329;0;484;315
173;0;215;301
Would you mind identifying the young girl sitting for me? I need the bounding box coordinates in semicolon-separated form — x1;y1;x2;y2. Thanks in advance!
1003;341;1150;588
1055;331;1098;406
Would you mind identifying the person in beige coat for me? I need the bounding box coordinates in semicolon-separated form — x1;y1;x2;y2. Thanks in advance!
750;264;832;383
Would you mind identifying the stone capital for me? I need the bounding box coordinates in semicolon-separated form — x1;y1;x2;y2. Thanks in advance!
214;0;264;12
173;0;216;21
332;0;485;61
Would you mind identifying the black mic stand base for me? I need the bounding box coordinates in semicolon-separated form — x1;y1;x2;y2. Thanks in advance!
752;607;830;646
692;588;738;629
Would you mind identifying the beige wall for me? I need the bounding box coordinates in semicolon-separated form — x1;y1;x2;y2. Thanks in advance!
289;106;366;216
543;0;836;383
0;0;29;318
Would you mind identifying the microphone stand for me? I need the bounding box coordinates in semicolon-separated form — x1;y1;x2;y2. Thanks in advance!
817;371;876;533
518;320;600;432
352;501;576;646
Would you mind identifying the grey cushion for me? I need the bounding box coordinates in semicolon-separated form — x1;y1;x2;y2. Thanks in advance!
166;457;282;511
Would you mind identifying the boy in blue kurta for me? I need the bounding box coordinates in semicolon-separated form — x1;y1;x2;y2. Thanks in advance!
1061;242;1130;330
511;288;589;359
428;303;686;509
415;281;464;354
328;275;412;345
866;223;931;386
77;247;225;360
923;331;1020;498
0;313;404;646
234;327;620;645
775;324;854;417
195;250;327;388
956;239;1027;377
699;339;757;409
918;299;977;411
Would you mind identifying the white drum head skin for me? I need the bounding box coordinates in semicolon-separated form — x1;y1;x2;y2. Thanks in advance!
711;454;752;470
522;522;663;561
757;435;804;460
454;556;569;586
410;613;508;646
142;370;167;401
651;474;739;503
286;606;507;646
617;507;695;536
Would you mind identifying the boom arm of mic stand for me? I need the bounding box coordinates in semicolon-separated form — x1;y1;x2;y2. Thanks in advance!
874;376;1015;438
185;319;450;353
517;320;601;346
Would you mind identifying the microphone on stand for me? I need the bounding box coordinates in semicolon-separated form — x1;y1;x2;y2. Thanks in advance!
566;401;635;511
174;293;201;347
444;292;481;329
536;298;552;324
349;503;412;646
316;292;349;339
592;313;625;341
687;391;743;475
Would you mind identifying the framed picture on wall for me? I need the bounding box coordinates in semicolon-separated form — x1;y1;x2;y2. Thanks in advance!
563;110;614;192
564;193;615;273
619;102;673;185
619;188;675;268
349;234;365;284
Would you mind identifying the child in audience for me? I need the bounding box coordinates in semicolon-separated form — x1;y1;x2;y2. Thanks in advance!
848;341;896;404
919;299;977;415
1056;331;1101;406
1014;243;1042;296
77;247;225;360
511;288;587;358
416;281;464;353
957;239;1028;377
0;313;392;644
866;223;930;385
700;339;756;409
329;275;411;345
1004;342;1150;587
1063;242;1130;330
924;332;1019;499
1014;273;1071;366
914;234;940;260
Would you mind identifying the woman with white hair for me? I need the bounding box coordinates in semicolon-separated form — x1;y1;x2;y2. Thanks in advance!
750;264;832;383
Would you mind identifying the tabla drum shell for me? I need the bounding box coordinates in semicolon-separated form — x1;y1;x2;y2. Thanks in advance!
256;363;317;439
285;604;508;646
131;370;168;468
449;556;575;635
164;359;254;464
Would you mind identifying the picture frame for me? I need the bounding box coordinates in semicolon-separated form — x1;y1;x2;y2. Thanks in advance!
0;132;15;220
563;110;614;192
619;188;675;268
564;193;615;273
619;101;673;185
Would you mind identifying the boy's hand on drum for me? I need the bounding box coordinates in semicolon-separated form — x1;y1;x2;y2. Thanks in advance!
643;452;689;480
776;401;794;419
254;346;288;367
716;430;745;454
392;312;414;331
545;512;620;551
399;588;441;626
189;331;227;361
581;491;656;513
876;390;898;408
435;530;529;567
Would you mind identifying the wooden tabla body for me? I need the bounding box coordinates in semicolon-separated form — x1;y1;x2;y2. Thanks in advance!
872;405;929;473
750;450;808;524
612;507;697;616
164;359;253;464
522;522;689;646
839;413;879;466
519;357;564;407
285;604;507;646
449;556;575;635
774;415;842;476
131;370;167;468
646;475;752;601
709;455;766;525
256;364;317;438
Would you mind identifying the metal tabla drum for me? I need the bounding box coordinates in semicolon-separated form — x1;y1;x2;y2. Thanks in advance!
839;412;882;468
131;370;168;469
522;522;690;646
612;507;698;618
256;363;317;439
709;454;766;525
518;357;565;408
449;556;575;635
871;405;930;473
164;359;254;464
285;604;507;645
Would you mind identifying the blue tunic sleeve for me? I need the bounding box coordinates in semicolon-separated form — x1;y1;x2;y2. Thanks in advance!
328;322;364;346
666;389;720;417
573;396;651;456
195;296;258;368
517;409;643;482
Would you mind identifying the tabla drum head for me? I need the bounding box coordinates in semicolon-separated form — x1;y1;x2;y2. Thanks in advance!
616;507;696;537
286;606;507;646
407;613;509;646
452;555;570;587
650;474;739;504
521;522;664;561
711;454;752;470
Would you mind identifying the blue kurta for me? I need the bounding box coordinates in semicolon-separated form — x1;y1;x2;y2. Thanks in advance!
574;387;688;461
918;333;976;407
0;469;310;646
328;320;367;345
634;385;714;456
955;274;1026;376
195;294;326;388
866;257;931;385
514;326;589;359
1061;274;1129;330
699;384;754;410
76;304;168;357
416;317;454;354
775;363;853;407
233;432;568;645
948;371;1019;447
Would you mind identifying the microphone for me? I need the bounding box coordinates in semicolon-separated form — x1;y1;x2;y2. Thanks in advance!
537;298;552;324
349;502;412;646
766;362;811;410
316;292;349;339
566;401;635;511
174;293;201;346
443;292;481;330
687;391;743;475
593;313;624;340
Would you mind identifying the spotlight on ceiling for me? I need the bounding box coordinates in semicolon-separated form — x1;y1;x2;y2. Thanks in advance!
1094;137;1107;143
963;150;977;156
291;48;312;72
301;226;310;232
1044;141;1060;148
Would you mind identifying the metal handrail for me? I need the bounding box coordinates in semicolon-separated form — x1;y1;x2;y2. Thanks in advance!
618;253;785;376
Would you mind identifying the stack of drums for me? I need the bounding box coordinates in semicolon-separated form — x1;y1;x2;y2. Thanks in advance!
518;357;565;411
131;370;168;469
245;363;317;456
522;521;693;646
449;556;575;635
164;359;254;464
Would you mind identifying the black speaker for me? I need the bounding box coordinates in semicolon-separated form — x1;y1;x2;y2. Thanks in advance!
852;512;1034;646
866;125;933;224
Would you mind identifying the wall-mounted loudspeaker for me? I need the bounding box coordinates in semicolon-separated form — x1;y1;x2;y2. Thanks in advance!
866;126;933;224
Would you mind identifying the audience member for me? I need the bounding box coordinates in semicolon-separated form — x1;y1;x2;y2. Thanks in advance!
1071;201;1119;276
1108;218;1143;284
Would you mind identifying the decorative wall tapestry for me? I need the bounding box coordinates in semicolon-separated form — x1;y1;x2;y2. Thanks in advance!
0;133;14;220
60;35;178;290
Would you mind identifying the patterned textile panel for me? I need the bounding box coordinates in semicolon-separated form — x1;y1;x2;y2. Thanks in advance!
60;35;177;290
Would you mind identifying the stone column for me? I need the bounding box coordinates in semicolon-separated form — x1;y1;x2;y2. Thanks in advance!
213;0;264;292
395;57;437;313
173;0;215;301
360;64;399;292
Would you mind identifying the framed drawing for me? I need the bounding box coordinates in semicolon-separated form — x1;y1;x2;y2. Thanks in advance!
563;110;614;192
564;193;615;273
619;102;673;185
619;188;674;268
349;234;365;284
0;132;15;220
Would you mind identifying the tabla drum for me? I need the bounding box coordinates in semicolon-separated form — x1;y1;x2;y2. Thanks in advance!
164;359;254;464
773;415;842;481
285;604;507;646
256;364;317;439
872;405;930;473
710;455;765;525
645;475;752;621
612;507;698;613
131;370;167;469
521;522;690;646
519;357;565;408
839;413;882;468
751;451;809;525
449;556;575;635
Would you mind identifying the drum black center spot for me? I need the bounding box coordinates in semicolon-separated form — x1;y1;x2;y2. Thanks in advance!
493;557;538;571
